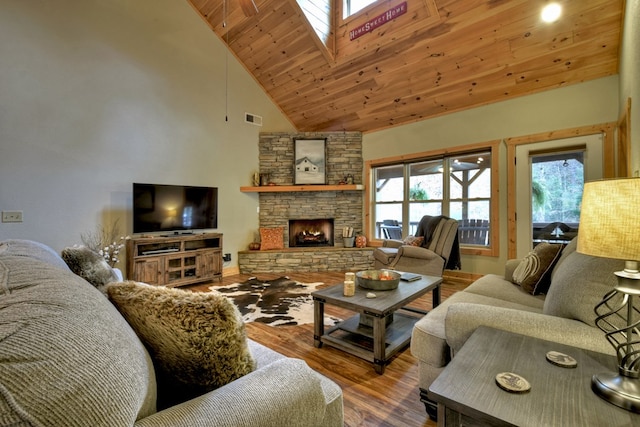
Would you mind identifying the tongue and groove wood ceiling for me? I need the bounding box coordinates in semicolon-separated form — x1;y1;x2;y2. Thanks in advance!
186;0;623;133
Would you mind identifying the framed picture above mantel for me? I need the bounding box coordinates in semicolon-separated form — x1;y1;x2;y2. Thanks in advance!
294;138;326;185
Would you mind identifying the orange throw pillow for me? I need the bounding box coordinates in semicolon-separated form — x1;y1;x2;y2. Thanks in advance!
259;227;284;250
403;236;424;247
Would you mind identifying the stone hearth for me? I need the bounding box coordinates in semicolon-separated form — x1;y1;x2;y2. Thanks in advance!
238;247;374;274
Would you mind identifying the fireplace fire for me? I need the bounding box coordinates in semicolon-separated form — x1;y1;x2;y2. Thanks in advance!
289;218;334;247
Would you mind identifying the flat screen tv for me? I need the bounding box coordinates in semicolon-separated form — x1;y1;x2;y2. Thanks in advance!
133;183;218;234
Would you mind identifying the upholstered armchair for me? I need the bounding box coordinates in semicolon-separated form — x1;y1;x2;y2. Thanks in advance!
373;215;460;277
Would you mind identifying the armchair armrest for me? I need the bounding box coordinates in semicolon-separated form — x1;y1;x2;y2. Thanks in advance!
134;358;341;427
382;239;404;248
444;303;613;357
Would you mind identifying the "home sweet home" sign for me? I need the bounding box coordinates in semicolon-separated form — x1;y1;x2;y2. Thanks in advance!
349;2;407;41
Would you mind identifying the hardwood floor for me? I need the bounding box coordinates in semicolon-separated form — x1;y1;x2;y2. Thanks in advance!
187;272;467;427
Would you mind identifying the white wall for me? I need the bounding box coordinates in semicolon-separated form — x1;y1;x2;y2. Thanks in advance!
620;0;640;175
363;76;620;274
0;0;294;270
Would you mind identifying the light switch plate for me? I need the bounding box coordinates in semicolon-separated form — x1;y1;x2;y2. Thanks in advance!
2;211;23;223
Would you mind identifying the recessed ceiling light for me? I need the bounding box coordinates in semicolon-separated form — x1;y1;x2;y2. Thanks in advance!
541;3;562;23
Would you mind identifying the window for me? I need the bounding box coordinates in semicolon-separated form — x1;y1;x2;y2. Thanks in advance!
531;149;584;245
343;0;378;18
370;144;498;255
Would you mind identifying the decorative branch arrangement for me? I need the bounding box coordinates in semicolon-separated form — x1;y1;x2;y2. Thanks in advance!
81;219;129;267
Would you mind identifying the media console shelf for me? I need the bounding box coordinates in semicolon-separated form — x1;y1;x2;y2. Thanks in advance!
126;233;223;287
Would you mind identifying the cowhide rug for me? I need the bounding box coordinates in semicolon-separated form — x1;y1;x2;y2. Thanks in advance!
209;276;341;327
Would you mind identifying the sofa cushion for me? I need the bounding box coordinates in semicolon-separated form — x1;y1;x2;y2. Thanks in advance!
107;281;256;409
61;245;119;290
543;249;625;326
550;237;577;280
463;274;545;310
512;242;563;295
259;227;284;250
0;239;156;426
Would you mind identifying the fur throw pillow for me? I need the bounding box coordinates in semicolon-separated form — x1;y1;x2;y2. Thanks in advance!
107;281;256;409
61;245;119;291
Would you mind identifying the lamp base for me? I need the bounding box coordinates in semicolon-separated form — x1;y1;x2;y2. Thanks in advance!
592;372;640;412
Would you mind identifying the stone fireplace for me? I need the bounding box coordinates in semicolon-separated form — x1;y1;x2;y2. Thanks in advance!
238;131;375;273
256;132;365;248
289;218;334;247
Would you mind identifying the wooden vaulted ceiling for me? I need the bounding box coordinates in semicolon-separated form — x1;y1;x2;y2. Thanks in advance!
186;0;623;133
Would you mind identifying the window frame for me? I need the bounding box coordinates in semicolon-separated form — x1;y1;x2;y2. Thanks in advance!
505;123;617;259
365;140;500;257
341;0;381;20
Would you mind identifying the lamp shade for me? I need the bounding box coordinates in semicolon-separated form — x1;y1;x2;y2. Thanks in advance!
577;178;640;261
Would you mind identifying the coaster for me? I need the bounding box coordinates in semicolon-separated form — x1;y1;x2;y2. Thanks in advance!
495;372;531;393
546;351;578;368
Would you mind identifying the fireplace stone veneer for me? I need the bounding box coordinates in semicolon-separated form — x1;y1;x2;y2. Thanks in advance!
258;132;364;247
238;131;372;272
260;191;362;248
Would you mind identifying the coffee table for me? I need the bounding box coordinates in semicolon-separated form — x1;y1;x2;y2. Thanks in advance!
429;326;640;426
311;274;442;374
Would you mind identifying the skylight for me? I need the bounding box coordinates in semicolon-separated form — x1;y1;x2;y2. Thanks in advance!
343;0;379;19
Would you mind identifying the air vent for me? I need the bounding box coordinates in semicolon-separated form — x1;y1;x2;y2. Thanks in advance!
245;113;263;126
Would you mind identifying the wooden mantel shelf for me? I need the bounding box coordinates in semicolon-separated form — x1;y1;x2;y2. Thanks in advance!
240;184;364;193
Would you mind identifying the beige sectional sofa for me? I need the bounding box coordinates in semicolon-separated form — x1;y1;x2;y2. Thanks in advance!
411;238;624;419
0;239;343;426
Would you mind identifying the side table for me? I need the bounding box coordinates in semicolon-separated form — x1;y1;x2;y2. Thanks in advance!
428;326;640;426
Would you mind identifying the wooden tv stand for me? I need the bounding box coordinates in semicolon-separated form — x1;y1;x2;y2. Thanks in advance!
126;233;223;287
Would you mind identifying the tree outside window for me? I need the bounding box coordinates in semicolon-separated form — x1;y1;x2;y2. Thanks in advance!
530;150;584;245
531;152;584;224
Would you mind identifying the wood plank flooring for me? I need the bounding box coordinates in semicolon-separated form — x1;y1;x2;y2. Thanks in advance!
187;272;468;427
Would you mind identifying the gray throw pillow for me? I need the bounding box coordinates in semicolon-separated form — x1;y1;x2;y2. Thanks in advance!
61;245;119;290
543;249;625;326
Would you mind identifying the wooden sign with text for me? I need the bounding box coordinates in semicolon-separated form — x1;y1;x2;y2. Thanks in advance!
349;2;407;41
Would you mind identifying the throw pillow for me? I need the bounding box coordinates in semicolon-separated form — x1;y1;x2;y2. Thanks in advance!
260;227;284;250
61;245;119;291
512;243;563;295
107;281;256;409
403;236;424;247
543;250;626;327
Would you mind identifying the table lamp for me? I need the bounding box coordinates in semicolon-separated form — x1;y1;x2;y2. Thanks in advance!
577;177;640;412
